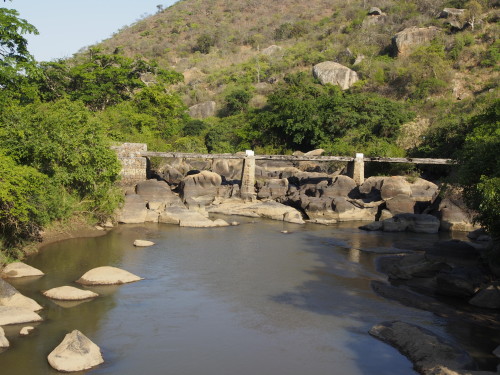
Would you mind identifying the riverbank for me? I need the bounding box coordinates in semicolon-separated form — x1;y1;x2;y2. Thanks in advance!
0;216;111;270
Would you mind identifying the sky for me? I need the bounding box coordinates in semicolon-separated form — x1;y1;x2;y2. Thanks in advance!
5;0;178;62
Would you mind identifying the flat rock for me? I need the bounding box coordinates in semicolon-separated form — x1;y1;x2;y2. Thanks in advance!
76;266;143;286
0;306;43;325
1;262;44;278
0;278;43;311
0;326;9;350
48;330;104;372
369;321;475;373
43;286;99;301
133;240;155;247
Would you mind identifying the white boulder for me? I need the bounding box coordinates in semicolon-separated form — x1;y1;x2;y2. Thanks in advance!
76;266;143;285
43;286;99;301
1;262;44;278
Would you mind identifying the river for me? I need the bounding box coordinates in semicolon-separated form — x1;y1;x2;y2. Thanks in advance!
0;217;496;374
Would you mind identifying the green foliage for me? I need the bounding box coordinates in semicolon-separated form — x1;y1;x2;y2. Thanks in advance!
481;39;499;68
222;87;253;116
0;99;121;217
183;119;207;136
204;114;247;153
0;153;69;248
193;33;215;54
458;100;500;238
248;72;414;153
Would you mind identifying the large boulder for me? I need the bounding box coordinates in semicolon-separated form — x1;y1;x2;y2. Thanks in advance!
438;198;477;232
381;254;448;280
0;327;9;351
261;45;283;56
211;158;243;181
0;306;43;325
256;178;288;200
361;213;440;233
76;266;143;286
117;194;148;224
439;8;467;30
136;180;180;206
208;200;305;224
469;283;500;309
43;286;99;301
48;330;104;372
322;175;357;197
369;321;475;373
0;278;42;311
426;240;480;264
392;27;441;56
409;178;438;202
1;262;44;278
179;170;222;209
436;267;485;298
386;194;415;215
312;61;359;90
380;176;412;200
188;101;216;119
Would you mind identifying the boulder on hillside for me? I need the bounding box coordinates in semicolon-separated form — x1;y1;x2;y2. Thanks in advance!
188;101;216;119
48;330;104;372
369;321;475;373
43;286;99;301
312;61;359;90
368;7;384;15
183;67;205;85
76;266;143;286
1;262;44;278
0;306;43;325
392;26;441;56
0;278;42;311
179;170;222;209
261;45;283;56
439;8;468;30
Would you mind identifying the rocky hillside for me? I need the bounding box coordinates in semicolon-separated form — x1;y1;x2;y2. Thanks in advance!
95;0;498;110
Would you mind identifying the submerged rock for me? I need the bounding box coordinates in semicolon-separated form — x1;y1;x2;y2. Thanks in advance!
360;213;440;234
1;262;44;278
43;286;99;301
76;266;143;286
0;278;43;311
0;306;43;325
48;330;104;372
369;321;475;373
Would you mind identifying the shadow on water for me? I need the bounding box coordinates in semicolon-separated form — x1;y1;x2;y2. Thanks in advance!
270;222;500;372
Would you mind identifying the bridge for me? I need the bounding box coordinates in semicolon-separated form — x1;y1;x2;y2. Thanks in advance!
112;143;453;199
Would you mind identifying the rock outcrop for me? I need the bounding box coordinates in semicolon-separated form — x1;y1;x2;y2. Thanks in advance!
48;330;104;372
361;213;440;233
188;101;216;119
312;61;359;90
179;170;222;209
392;27;441;56
0;278;43;311
261;45;283;56
76;266;143;285
43;286;99;301
1;262;44;278
439;8;468;30
369;321;476;374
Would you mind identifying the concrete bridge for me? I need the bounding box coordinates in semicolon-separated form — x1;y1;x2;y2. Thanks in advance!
112;143;453;199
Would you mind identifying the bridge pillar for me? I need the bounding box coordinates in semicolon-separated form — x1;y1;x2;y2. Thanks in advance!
112;143;148;187
240;150;256;201
347;153;364;185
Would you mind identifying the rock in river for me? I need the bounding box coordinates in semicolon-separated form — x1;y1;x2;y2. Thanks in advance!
0;278;43;311
0;306;43;325
133;240;155;247
0;326;9;351
1;262;44;278
76;266;143;285
43;286;99;301
48;330;104;372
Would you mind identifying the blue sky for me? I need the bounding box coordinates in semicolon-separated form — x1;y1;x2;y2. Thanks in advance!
6;0;178;62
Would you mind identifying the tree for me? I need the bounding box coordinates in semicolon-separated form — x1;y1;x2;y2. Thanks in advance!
458;100;500;240
464;0;483;30
0;6;39;104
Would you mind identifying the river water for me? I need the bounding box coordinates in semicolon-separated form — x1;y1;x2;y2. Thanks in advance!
1;217;497;374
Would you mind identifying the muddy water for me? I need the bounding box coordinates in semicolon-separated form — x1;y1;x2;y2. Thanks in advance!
1;218;497;374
